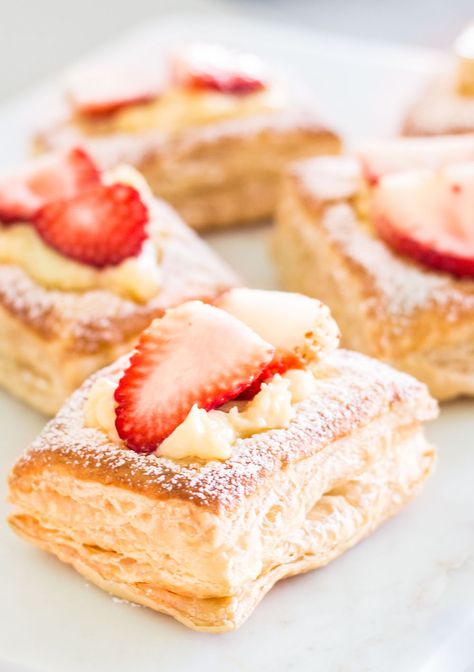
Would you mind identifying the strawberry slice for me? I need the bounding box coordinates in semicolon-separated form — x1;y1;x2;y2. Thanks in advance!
171;43;267;95
66;66;163;115
114;301;275;452
0;148;100;224
357;135;474;186
34;183;148;268
216;288;340;398
217;289;339;363
373;162;474;277
238;352;304;401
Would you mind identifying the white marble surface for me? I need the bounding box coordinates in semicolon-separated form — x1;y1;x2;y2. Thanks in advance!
0;9;473;672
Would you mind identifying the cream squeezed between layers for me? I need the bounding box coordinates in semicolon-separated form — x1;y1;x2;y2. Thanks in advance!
84;368;318;461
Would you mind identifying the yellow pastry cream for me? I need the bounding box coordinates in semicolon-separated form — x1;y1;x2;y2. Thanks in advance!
84;368;318;461
159;406;236;461
455;24;474;97
0;165;162;303
84;378;121;443
101;86;288;136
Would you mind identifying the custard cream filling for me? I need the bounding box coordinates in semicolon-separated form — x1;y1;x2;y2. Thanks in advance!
455;24;474;97
0;165;162;303
84;368;318;461
78;85;288;136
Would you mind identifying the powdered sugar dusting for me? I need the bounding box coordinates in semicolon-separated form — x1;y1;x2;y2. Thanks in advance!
13;349;437;511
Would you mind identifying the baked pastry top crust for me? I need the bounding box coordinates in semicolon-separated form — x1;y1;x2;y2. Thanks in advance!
9;348;436;512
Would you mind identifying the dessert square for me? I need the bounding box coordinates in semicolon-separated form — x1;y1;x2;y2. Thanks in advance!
34;43;341;230
8;291;437;632
0;152;237;414
403;25;474;136
273;144;474;400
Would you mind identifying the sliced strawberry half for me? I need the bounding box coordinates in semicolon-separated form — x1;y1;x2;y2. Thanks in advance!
216;288;340;398
66;66;163;116
114;301;275;452
33;183;149;268
357;135;474;186
171;43;267;95
0;147;100;224
373;163;474;277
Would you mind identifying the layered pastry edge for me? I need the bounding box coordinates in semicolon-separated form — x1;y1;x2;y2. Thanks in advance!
8;290;437;630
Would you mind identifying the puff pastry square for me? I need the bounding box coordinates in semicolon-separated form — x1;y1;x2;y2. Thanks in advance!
8;348;436;632
35;47;340;230
273;156;474;400
0;201;237;415
403;26;474;136
403;71;474;137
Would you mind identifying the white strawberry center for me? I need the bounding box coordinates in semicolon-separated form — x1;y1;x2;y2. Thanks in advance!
357;135;474;182
373;162;474;257
217;288;339;362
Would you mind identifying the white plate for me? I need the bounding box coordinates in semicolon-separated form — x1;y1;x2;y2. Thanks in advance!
1;7;473;672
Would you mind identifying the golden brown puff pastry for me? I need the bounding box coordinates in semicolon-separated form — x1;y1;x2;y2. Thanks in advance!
273;156;474;400
8;348;437;632
35;111;340;231
0;201;237;415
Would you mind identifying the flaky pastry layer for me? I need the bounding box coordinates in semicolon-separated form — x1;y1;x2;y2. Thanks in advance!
8;349;437;630
273;157;474;400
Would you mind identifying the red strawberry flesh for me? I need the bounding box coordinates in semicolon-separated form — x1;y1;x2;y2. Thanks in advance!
173;44;267;96
114;302;275;453
0;147;100;224
373;164;474;277
238;352;304;400
33;183;149;268
188;71;265;95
